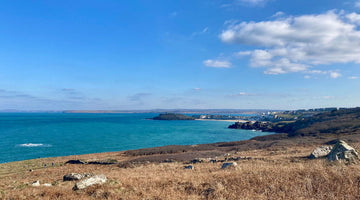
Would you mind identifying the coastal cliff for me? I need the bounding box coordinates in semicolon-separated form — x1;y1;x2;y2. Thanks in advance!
229;107;360;137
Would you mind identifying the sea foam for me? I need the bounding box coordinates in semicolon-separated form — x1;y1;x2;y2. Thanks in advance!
18;143;52;147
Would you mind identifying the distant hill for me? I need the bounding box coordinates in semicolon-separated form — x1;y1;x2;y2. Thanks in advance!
152;113;195;120
230;107;360;137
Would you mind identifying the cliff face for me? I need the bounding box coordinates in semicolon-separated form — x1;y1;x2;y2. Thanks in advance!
228;121;276;132
229;107;360;137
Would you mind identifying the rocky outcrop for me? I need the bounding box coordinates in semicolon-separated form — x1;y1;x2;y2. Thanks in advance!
184;165;194;170
221;162;238;169
63;173;94;181
189;158;204;164
73;175;107;190
65;160;86;164
87;159;118;165
309;146;332;159
327;140;359;162
228;121;276;132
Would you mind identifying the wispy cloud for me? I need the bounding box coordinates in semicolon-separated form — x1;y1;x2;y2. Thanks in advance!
228;91;289;97
329;71;342;79
191;27;209;37
221;10;360;75
348;76;358;79
203;59;231;68
222;0;270;7
128;93;152;102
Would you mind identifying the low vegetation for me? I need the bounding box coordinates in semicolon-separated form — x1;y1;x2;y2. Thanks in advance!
1;135;360;199
230;107;360;137
152;113;195;120
3;108;360;199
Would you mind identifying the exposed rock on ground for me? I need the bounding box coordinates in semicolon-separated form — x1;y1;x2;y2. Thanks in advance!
327;140;359;162
221;162;238;169
65;160;86;164
31;181;40;186
184;165;194;170
73;175;107;190
189;158;204;164
87;159;117;165
309;146;332;159
63;173;94;181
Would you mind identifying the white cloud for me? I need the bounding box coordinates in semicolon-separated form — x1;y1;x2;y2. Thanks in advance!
203;59;231;68
220;10;360;74
329;71;342;78
346;12;360;25
304;75;311;79
193;88;201;90
272;11;285;18
348;76;358;79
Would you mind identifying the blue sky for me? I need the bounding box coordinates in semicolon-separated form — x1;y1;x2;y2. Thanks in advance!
1;0;360;110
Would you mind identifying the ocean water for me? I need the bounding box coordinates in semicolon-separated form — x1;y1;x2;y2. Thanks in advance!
0;113;271;163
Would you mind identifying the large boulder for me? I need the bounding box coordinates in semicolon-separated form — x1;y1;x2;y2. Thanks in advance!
327;140;359;162
63;173;94;181
73;175;107;190
309;146;332;159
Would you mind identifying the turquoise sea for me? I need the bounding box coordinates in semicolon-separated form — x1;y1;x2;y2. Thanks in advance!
0;113;271;163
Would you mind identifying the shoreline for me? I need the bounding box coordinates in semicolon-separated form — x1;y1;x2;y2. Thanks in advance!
195;119;248;122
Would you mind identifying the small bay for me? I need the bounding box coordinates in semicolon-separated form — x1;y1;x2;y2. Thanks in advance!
0;113;271;163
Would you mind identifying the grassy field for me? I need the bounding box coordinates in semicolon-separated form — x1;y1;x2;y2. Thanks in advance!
1;135;360;199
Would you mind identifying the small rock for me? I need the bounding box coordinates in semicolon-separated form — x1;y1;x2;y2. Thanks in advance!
210;159;217;163
73;175;107;190
162;159;174;163
189;158;203;164
43;183;52;187
221;162;238;169
226;157;242;161
309;146;332;159
63;173;94;181
328;140;359;162
184;165;194;170
32;181;40;187
29;169;33;172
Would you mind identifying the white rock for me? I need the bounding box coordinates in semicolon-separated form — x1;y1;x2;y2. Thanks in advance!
309;146;332;159
73;175;107;190
31;180;40;186
43;183;52;187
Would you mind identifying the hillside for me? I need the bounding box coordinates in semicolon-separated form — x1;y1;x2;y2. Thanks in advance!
230;107;360;137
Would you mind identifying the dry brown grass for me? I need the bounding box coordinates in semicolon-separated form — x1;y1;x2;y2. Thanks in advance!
2;140;360;199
